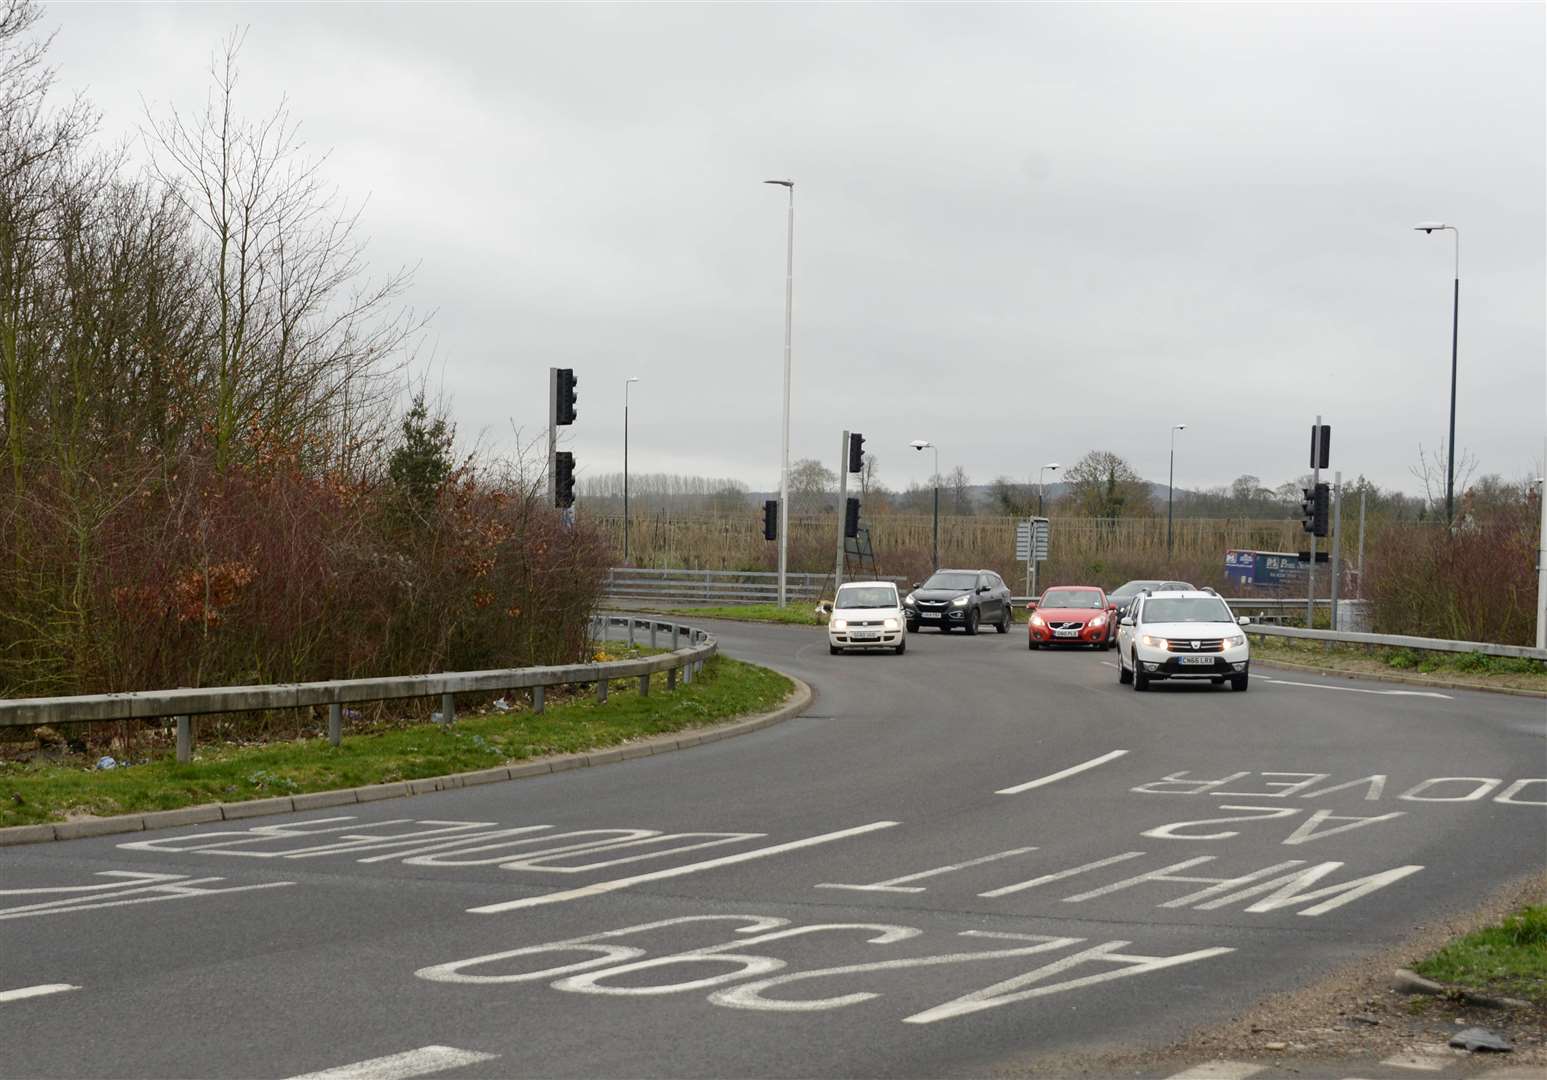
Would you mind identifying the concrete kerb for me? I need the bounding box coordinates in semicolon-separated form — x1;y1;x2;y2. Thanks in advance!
0;675;814;847
1254;657;1547;698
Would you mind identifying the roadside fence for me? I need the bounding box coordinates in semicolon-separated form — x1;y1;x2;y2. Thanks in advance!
0;615;715;763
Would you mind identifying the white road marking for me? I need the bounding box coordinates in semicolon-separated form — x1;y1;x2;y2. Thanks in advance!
0;983;79;1003
468;821;901;913
979;851;1145;898
815;846;1038;893
283;1046;497;1080
1256;675;1452;699
1163;1062;1267;1080
997;750;1130;795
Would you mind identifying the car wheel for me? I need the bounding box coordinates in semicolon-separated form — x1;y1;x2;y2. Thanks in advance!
966;609;980;635
906;621;917;634
1132;653;1150;691
895;638;906;655
1230;672;1249;692
996;608;1011;634
1118;652;1132;683
829;644;841;656
1027;638;1039;650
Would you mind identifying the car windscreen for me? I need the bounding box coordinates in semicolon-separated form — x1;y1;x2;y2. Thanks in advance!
835;585;897;609
1041;589;1102;609
922;573;977;590
1142;598;1232;624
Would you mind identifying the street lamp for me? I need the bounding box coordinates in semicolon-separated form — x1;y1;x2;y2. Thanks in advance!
766;179;795;605
911;439;939;570
1038;463;1059;517
1414;222;1460;524
623;376;639;564
1167;424;1187;556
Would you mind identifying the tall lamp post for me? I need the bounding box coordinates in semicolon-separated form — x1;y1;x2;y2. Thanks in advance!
623;376;639;564
911;439;939;570
1038;462;1059;516
1167;423;1187;555
765;179;795;605
1414;222;1460;523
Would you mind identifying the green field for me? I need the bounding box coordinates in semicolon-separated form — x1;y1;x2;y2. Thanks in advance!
0;656;792;828
665;604;829;626
1415;905;1547;1004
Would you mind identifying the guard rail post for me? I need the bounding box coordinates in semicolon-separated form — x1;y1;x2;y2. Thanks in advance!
628;618;636;648
650;621;658;649
328;703;342;747
175;715;191;763
596;675;609;703
532;685;544;714
667;666;677;691
440;692;455;725
637;673;650;697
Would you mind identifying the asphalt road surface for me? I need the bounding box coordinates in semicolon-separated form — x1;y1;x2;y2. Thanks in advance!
2;620;1543;1079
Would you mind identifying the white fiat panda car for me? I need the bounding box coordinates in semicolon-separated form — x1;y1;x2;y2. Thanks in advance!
828;581;907;655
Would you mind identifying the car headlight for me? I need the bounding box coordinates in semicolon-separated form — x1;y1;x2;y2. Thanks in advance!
883;618;899;631
1029;613;1044;626
1141;634;1165;648
1224;633;1246;647
1089;615;1107;628
904;593;916;606
831;618;847;630
951;595;970;607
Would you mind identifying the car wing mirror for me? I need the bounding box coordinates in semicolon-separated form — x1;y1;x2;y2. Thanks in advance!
1237;615;1252;625
1120;616;1133;627
911;583;921;590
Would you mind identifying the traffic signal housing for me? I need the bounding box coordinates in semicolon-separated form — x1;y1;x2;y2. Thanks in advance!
554;451;576;508
1300;487;1316;533
762;499;778;541
556;368;578;425
848;432;865;473
844;496;860;539
1311;482;1330;537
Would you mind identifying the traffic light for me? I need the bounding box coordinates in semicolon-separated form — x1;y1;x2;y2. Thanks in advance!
556;368;578;426
844;496;860;539
1311;482;1330;537
1300;487;1316;533
848;432;865;473
1309;423;1331;469
762;499;777;541
554;451;575;508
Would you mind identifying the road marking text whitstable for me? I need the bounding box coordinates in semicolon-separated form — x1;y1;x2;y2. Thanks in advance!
469;821;900;913
816;846;1038;893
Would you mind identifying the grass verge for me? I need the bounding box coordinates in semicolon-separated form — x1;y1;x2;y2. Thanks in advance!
664;603;828;626
1414;904;1547;1004
1248;635;1547;692
0;655;792;828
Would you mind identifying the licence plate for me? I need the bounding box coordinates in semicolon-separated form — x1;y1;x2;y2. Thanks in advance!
1054;629;1079;637
851;633;879;641
922;612;940;619
1178;655;1215;666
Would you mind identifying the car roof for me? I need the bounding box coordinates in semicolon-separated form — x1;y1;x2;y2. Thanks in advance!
932;568;985;574
838;580;896;588
1143;590;1223;600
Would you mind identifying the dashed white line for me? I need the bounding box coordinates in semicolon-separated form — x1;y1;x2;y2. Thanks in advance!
1256;676;1452;700
0;983;79;1003
468;821;901;913
1163;1061;1267;1080
996;749;1130;795
283;1045;497;1080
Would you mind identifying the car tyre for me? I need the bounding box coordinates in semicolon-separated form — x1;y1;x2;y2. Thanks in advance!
829;644;841;656
906;621;917;634
1118;654;1132;684
1132;653;1150;691
996;609;1011;634
1230;672;1249;692
1028;639;1039;651
895;638;906;655
966;609;980;635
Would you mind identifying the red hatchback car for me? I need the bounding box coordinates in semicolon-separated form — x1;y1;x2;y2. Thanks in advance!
1027;586;1118;650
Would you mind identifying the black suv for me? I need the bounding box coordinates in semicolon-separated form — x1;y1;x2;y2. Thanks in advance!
903;569;1014;634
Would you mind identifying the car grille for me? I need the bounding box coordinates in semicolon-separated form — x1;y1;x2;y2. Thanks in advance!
916;600;948;609
1048;621;1084;631
847;620;883;627
1166;638;1224;652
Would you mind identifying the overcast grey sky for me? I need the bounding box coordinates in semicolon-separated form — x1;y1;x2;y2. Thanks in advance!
47;2;1546;496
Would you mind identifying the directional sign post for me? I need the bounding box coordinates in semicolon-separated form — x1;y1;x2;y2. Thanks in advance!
1017;517;1050;600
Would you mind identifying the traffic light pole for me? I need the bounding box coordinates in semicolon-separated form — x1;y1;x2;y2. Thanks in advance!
1307;414;1320;629
1329;471;1342;630
834;429;849;596
547;367;557;506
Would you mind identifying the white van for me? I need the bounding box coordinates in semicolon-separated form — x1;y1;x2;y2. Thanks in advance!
828;581;906;655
